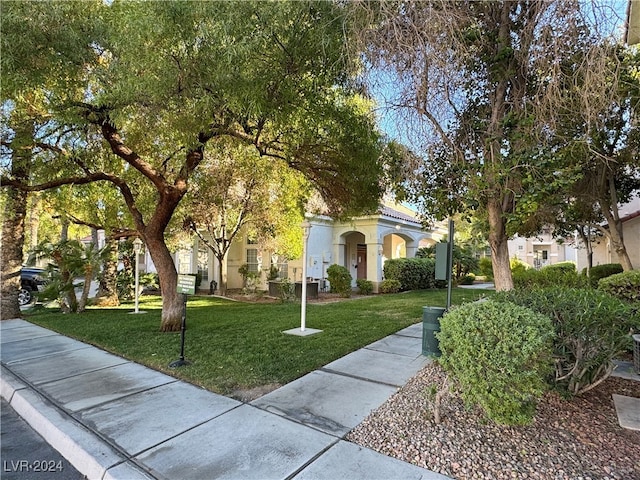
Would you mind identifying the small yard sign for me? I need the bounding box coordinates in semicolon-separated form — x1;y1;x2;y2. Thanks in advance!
177;274;196;295
435;243;450;281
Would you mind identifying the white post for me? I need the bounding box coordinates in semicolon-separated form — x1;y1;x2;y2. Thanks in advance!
300;221;311;332
133;238;143;314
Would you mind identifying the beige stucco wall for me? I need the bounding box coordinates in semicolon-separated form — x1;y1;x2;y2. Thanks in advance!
508;231;576;269
576;215;640;270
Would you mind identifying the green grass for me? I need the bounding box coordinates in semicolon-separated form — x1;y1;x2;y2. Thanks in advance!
25;288;492;396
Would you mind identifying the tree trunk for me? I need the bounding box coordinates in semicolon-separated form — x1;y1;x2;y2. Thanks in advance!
28;193;41;253
77;265;94;313
96;237;119;306
1;186;28;320
60;217;69;242
217;253;228;296
601;208;633;271
0;120;33;320
487;199;514;291
145;232;182;332
576;227;593;274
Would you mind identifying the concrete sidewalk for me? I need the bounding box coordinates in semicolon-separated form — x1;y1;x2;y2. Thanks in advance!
1;318;449;480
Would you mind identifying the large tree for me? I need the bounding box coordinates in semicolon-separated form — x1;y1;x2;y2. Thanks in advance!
184;140;307;296
513;41;640;272
1;0;100;319
352;0;609;290
1;1;385;330
556;45;640;271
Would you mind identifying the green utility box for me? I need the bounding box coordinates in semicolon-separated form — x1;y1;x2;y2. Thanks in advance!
422;306;446;357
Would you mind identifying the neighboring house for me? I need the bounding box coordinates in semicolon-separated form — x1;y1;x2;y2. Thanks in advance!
507;198;640;272
627;0;640;45
508;228;577;270
574;198;640;271
179;202;447;294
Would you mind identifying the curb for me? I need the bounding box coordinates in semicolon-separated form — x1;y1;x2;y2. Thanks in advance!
1;366;154;480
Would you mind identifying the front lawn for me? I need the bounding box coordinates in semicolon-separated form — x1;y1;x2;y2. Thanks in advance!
25;288;492;396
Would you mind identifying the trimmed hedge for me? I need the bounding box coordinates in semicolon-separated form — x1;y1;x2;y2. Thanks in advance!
379;279;401;293
513;262;586;289
327;264;352;297
598;270;640;304
437;300;554;425
356;278;373;295
383;257;441;291
582;263;623;288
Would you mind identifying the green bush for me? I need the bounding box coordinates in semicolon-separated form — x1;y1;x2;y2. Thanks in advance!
583;263;623;288
379;279;401;294
277;278;295;303
478;257;493;280
383;258;439;291
495;287;637;395
513;262;586;289
510;257;530;275
327;264;352;297
544;262;577;274
459;273;475;285
437;300;554;425
598;270;640;304
356;278;373;295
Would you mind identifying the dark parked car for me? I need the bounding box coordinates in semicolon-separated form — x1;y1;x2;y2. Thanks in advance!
20;267;47;306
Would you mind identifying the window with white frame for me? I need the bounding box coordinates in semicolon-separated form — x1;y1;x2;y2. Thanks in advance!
273;255;288;279
197;247;209;282
246;248;259;273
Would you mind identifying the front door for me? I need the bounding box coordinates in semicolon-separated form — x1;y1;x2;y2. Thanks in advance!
357;244;367;280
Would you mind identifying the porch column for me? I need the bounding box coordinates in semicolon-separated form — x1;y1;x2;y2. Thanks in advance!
366;242;384;293
333;241;346;268
406;241;419;258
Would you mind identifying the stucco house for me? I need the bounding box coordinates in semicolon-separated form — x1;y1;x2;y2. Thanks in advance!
177;202;447;294
506;197;639;272
508;229;577;270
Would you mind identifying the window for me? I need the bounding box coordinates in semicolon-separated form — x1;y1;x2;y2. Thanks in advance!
272;255;288;279
197;247;209;282
178;251;191;274
246;248;259;273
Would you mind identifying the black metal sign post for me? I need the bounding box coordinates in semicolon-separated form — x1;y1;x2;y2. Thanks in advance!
169;275;196;368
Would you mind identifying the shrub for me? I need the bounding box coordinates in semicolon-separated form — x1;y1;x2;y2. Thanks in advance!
383;258;438;291
459;273;475;285
598;270;640;304
478;257;493;280
510;257;530;275
238;264;261;293
437;300;554;425
327;264;352;297
379;279;401;294
356;278;373;295
266;265;280;281
583;263;623;288
277;278;295;303
544;262;577;274
495;287;637;395
513;262;585;289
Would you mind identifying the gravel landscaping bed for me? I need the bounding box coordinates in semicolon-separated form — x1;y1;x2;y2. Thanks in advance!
347;362;640;480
